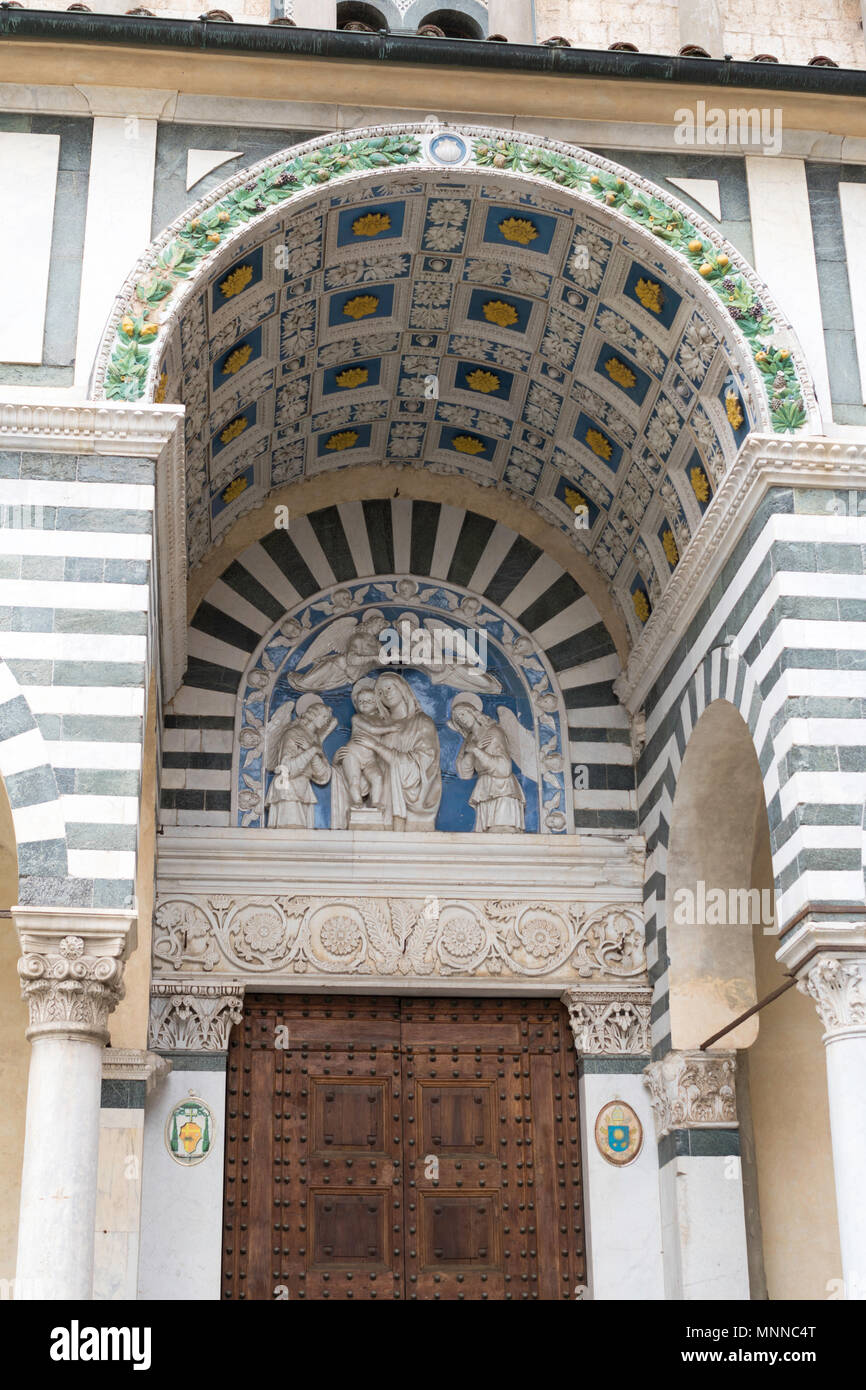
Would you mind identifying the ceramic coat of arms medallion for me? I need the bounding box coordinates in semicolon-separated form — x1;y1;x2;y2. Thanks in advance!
594;1101;643;1166
166;1094;215;1167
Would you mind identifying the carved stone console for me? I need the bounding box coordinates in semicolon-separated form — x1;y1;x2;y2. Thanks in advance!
643;1050;738;1138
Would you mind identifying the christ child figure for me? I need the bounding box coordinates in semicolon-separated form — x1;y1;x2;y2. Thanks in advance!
333;679;389;810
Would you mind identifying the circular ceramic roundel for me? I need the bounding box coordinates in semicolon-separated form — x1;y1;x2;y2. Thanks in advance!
594;1100;643;1166
427;131;469;165
165;1094;215;1166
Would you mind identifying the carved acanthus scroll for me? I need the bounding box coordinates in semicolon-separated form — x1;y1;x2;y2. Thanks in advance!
153;895;646;984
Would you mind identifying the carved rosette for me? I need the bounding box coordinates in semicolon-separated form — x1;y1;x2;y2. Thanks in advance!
562;988;652;1055
15;911;135;1044
149;983;245;1053
797;955;866;1038
152;894;647;984
643;1051;738;1138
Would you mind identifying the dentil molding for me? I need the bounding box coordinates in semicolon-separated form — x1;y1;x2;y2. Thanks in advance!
14;906;136;1044
643;1049;737;1137
615;433;866;713
562;986;651;1055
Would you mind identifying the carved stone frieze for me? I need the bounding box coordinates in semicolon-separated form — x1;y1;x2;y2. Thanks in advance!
562;987;652;1055
643;1050;737;1137
797;955;866;1037
153;894;647;985
149;983;245;1053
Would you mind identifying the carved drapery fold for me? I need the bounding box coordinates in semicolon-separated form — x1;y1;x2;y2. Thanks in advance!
643;1050;737;1138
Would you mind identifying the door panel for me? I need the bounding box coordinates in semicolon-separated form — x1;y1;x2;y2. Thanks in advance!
222;994;584;1301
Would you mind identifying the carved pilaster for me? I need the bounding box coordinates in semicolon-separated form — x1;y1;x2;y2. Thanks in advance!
797;955;866;1038
14;908;136;1044
643;1050;737;1138
562;987;651;1055
149;982;244;1053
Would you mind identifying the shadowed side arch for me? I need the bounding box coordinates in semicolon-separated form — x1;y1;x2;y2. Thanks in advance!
639;646;777;1057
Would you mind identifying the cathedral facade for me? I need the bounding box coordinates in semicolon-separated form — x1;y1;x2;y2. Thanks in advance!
0;1;865;1302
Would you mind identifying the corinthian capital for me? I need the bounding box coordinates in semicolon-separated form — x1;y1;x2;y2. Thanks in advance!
643;1050;737;1138
14;907;136;1044
149;982;245;1053
562;986;651;1055
797;955;866;1037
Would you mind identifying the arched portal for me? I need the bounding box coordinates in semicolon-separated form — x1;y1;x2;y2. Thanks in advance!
92;123;817;647
663;694;841;1299
95;124;831;1304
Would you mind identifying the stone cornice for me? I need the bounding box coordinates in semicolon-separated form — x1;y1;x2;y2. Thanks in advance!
0;400;188;700
614;434;866;713
156;826;646;900
0;400;184;454
102;1047;172;1092
775;915;866;976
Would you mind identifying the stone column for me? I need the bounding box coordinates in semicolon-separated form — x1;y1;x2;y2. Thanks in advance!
138;983;244;1300
487;0;534;43
288;0;337;28
677;0;724;56
13;907;135;1301
644;1050;749;1299
563;987;664;1300
797;955;866;1299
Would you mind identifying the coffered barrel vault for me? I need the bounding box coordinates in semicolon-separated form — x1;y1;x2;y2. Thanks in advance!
93;124;817;642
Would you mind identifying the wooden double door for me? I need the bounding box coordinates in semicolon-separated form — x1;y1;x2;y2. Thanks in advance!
222;994;585;1301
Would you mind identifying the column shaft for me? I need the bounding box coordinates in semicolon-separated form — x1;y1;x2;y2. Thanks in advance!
12;908;134;1301
487;0;534;43
16;1037;103;1300
793;948;866;1299
825;1033;866;1293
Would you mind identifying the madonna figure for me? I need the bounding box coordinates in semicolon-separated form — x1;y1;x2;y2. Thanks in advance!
360;673;442;831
